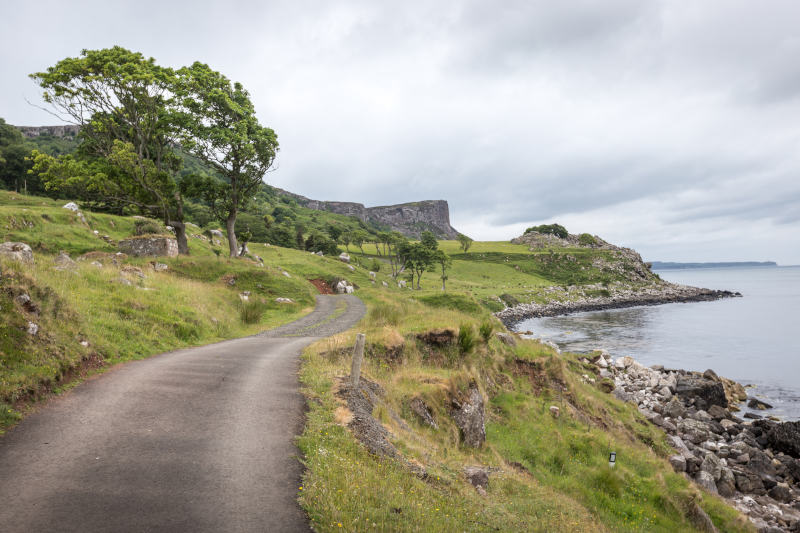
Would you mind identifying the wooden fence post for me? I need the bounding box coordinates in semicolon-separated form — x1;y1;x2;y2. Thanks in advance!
351;333;366;388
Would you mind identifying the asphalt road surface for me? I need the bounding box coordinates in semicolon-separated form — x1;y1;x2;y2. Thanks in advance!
0;294;365;533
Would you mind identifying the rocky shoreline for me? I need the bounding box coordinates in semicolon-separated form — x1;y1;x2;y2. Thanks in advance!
496;282;741;327
592;352;800;532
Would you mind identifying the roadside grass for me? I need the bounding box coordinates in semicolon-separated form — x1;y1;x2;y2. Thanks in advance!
298;286;754;532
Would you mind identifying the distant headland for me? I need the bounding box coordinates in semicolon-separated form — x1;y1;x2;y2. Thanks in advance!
649;261;777;270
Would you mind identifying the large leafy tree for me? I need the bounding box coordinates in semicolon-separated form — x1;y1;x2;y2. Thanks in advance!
0;118;32;193
176;62;278;257
29;47;191;253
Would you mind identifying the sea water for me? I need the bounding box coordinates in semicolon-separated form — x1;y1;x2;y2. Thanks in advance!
515;266;800;420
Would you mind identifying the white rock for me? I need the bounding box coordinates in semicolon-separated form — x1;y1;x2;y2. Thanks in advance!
369;271;376;279
26;322;38;335
382;281;388;287
62;202;79;212
348;265;355;271
397;280;407;288
0;242;34;264
282;271;291;278
338;253;350;263
275;297;294;303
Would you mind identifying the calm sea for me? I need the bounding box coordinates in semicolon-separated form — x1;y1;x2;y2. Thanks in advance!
515;266;800;421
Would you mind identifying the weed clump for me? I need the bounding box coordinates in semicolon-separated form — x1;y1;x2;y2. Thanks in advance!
240;299;268;324
458;323;476;354
133;219;165;236
479;321;494;343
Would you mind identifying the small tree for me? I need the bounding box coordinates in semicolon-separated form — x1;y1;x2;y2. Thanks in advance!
457;233;473;253
433;249;452;291
420;230;438;250
400;242;434;289
352;230;368;255
340;231;352;252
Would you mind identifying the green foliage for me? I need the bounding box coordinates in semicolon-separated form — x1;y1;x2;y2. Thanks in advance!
175;61;279;256
369;258;381;272
304;232;339;256
457;323;476;354
479;321;494;343
420;230;438;250
500;293;520;307
457;233;473;253
133;219;165;236
578;233;598;246
525;223;568;239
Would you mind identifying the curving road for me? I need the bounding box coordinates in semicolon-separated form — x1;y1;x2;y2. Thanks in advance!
0;295;365;533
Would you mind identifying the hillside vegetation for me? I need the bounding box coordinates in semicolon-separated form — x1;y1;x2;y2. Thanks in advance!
0;191;751;532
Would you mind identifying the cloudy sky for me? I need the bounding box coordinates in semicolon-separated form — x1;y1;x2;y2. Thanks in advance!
2;1;799;263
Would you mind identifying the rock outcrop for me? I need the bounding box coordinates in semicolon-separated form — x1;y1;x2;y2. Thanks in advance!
274;188;461;239
118;237;179;257
16;125;80;139
450;384;486;448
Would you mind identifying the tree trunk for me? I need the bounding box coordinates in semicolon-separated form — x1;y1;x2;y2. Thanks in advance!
171;221;190;255
226;214;238;257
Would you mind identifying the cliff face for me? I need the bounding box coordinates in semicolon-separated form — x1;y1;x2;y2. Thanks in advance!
274;188;461;239
16;125;80;138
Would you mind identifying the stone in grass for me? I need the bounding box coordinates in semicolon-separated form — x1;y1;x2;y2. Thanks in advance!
495;332;517;347
409;397;438;429
53;251;77;271
450;384;485;448
463;466;489;496
0;242;34;264
275;297;294;304
694;470;718;494
118;237;178;257
669;454;686;472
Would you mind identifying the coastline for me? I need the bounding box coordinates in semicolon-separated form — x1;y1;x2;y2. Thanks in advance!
496;282;741;328
590;352;800;531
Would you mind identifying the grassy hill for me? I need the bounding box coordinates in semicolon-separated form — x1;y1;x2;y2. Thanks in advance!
0;191;751;532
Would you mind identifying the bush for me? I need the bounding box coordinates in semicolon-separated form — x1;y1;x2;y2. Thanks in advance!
370;258;381;272
499;293;520;307
240;299;268;324
133;219;164;236
479;321;494;343
458;323;476;354
524;223;568;239
578;233;597;247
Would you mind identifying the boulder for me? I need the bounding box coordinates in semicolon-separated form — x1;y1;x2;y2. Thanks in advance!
734;469;766;494
717;468;737;497
338;253;351;263
62;202;79;212
53;251;77;271
369;271;376;279
549;406;560;418
409;397;438;429
695;470;718;494
764;421;800;458
151;262;169;272
463;466;489;495
26;321;39;336
0;242;34;264
769;483;792;503
747;397;773;410
121;266;145;279
397;280;407;288
701;452;722;481
664;397;686;419
676;374;728;410
669;454;686;472
382;281;389;287
118;237;178;257
275;297;294;304
450;384;485;448
495;332;517;347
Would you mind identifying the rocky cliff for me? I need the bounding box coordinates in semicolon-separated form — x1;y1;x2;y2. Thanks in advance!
274;188;461;239
16;125;80;138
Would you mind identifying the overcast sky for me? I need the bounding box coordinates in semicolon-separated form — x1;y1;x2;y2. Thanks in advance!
2;1;799;263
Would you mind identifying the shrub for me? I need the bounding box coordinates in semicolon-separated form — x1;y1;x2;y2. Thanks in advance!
578;233;597;247
499;293;520;307
458;323;476;354
524;223;568;239
240;299;268;324
479;321;494;343
133;219;164;236
370;258;381;272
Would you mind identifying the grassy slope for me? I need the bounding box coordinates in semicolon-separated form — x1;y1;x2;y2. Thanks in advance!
0;192;751;532
297;247;752;531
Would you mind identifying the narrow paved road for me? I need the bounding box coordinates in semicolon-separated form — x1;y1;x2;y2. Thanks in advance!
0;295;365;533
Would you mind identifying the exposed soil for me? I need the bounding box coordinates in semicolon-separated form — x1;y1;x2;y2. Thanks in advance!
309;278;334;294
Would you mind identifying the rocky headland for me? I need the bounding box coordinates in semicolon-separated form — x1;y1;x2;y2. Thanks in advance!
592;352;800;532
497;281;741;327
